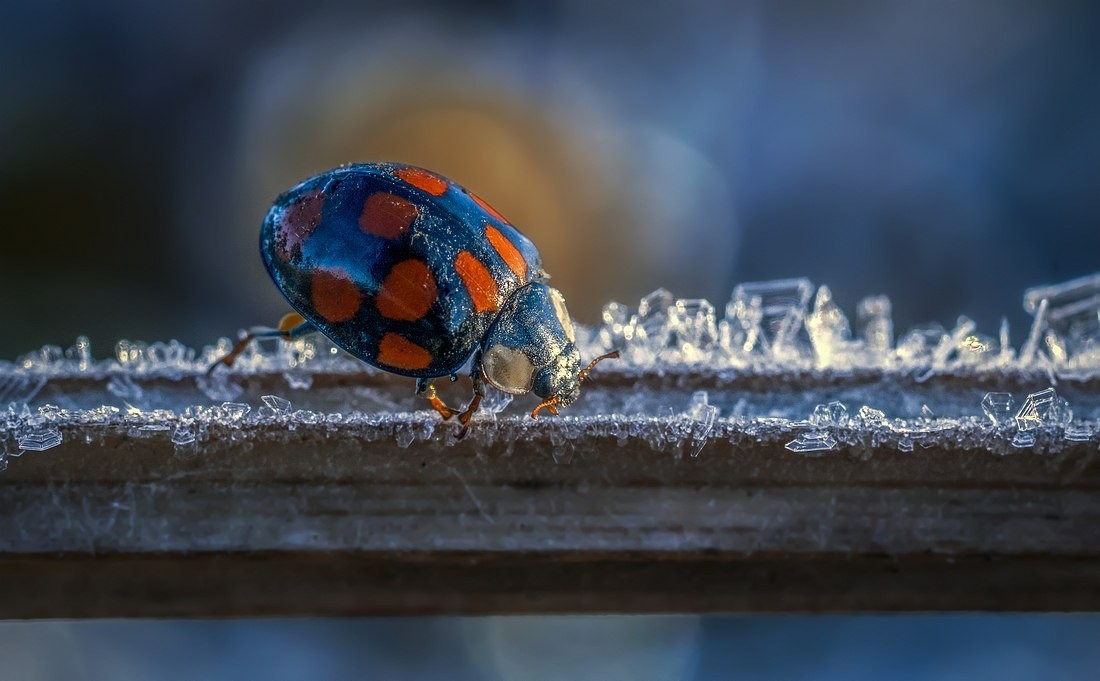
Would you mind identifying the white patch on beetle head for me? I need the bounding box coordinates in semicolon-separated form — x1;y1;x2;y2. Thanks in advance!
549;288;575;343
482;344;537;395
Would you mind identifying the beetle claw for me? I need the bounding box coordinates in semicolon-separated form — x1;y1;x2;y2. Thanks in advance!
531;395;561;419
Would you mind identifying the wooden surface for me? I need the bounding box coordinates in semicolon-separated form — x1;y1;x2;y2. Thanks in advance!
3;408;1099;617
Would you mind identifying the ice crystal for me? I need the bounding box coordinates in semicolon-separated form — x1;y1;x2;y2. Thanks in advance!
856;406;886;426
170;424;197;446
1014;388;1058;431
785;431;838;455
0;273;1097;465
727;278;813;360
806;285;854;367
221;402;251;420
18;425;62;452
981;393;1015;425
1011;430;1037;448
857;295;893;356
261;395;292;414
1064;423;1091;442
1024;273;1100;367
685;391;718;457
810;401;848;428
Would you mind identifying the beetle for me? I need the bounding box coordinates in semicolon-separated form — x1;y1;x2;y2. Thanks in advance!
210;162;617;428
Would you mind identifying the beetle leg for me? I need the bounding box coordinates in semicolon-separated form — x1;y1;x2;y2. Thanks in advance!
417;379;459;420
531;395;560;419
206;312;315;375
456;354;487;438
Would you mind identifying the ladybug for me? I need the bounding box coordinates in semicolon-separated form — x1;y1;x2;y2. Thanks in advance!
210;162;617;428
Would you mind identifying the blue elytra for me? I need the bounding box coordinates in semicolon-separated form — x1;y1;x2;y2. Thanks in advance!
212;162;617;425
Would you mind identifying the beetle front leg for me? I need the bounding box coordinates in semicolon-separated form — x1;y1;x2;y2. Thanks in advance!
417;377;459;420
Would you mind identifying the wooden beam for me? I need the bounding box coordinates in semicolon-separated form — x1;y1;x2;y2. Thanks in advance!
2;364;1098;616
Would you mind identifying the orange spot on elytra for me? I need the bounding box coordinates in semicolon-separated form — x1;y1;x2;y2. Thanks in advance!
359;192;418;239
377;333;433;371
311;268;363;323
376;258;437;321
470;192;510;224
485;225;527;281
276;190;325;260
455;251;499;313
394;167;448;196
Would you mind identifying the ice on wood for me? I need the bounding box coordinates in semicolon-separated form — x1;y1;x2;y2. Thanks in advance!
0;273;1098;468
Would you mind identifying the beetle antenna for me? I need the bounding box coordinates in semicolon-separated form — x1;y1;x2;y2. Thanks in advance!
578;350;620;383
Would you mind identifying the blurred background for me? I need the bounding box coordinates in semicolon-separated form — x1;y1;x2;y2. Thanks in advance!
3;0;1100;678
3;0;1099;358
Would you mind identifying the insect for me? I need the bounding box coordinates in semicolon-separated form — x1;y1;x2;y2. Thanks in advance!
210;162;617;429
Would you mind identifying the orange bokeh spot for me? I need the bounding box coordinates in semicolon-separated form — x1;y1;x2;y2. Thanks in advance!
470;192;510;225
455;250;499;313
485;225;527;281
394;167;448;197
310;268;363;323
376;258;437;321
276;190;325;260
377;333;433;371
359;192;418;239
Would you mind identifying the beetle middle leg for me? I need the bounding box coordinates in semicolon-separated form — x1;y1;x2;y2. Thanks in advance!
207;312;316;374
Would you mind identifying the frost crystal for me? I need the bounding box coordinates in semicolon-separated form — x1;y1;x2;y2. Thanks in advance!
1024;272;1100;366
479;389;515;419
1063;423;1091;442
1014;388;1057;431
668;299;718;362
196;373;243;402
221;402;251;420
685;391;718;457
106;374;144;401
785;431;838;455
1011;430;1037;448
0;273;1097;463
628;289;675;351
1019;298;1048;366
18;426;62;452
894;324;948;368
261;395;292;414
171;424;197;446
857;295;893;356
856;406;886;425
727;278;813;359
806;285;853;367
981;393;1015;425
810;401;848;428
